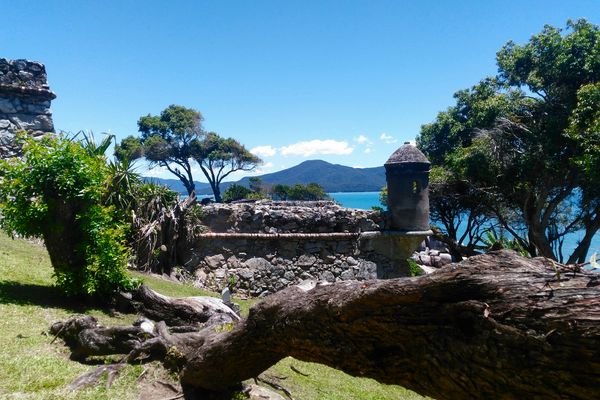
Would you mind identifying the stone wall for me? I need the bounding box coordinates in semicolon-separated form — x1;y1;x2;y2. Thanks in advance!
177;201;419;297
0;58;55;158
198;201;385;233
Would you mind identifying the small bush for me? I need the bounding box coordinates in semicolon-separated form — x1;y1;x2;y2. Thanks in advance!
223;184;252;202
0;134;138;298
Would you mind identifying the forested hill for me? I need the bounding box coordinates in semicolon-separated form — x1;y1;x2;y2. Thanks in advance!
144;160;386;194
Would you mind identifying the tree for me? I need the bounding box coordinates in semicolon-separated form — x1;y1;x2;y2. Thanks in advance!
116;105;204;195
222;183;252;202
268;183;329;201
52;250;600;399
0;134;137;298
248;176;264;194
290;182;329;200
270;183;290;200
114;135;143;162
565;82;600;263
192;132;261;202
418;19;600;262
379;185;388;208
427;166;494;260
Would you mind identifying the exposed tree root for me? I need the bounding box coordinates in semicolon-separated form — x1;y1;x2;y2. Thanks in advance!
68;363;124;390
51;250;600;399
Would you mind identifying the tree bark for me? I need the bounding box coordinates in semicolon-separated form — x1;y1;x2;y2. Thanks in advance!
42;199;89;291
567;209;600;265
53;250;600;399
130;284;240;327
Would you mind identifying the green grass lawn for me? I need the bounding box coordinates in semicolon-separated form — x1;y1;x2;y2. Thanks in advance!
0;232;425;399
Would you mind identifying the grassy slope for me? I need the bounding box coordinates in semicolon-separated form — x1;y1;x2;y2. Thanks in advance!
0;233;425;400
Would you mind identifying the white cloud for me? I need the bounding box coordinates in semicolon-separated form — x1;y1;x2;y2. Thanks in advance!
354;135;372;145
364;147;372;154
250;145;277;157
380;133;397;144
255;161;274;174
280;139;354;157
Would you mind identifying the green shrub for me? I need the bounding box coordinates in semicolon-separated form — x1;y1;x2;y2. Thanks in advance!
0;134;138;298
379;186;388;209
269;183;329;201
223;184;252;202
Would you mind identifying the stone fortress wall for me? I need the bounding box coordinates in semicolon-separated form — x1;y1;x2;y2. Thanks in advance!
0;58;55;158
177;201;421;297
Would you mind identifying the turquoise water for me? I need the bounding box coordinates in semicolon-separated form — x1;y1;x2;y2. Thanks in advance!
329;191;382;210
329;191;599;262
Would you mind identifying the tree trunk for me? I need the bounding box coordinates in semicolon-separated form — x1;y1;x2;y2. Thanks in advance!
41;199;89;293
53;250;600;399
211;182;222;203
526;216;556;260
567;213;600;265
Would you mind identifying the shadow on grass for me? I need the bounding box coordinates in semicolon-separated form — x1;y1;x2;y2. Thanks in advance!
0;280;103;313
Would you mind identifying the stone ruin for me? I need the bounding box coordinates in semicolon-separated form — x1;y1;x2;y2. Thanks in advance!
0;57;452;297
0;58;55;158
178;201;393;296
178;143;454;297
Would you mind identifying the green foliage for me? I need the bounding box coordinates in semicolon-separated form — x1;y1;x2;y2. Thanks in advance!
115;105;204;195
222;178;268;202
223;184;253;202
417;19;600;263
271;183;291;200
138;104;203;140
406;258;422;277
273;183;330;201
193;132;262;202
135;181;179;210
481;229;529;257
227;274;237;291
114;135;144;162
567;82;600;190
184;203;205;225
117;106;260;201
417;78;527;165
0;134;138;298
103;157;142;221
379;186;388;208
248;177;263;193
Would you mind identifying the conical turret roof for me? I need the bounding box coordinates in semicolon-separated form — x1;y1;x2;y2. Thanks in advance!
385;142;430;165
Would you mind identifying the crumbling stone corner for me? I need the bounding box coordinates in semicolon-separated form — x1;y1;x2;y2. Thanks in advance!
0;58;56;158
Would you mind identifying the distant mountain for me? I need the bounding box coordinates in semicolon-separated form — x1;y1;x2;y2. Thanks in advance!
144;160;386;195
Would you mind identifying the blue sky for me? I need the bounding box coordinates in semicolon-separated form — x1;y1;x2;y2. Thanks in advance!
3;0;599;181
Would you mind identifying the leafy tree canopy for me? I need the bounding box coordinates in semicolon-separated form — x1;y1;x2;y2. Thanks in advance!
117;106;260;202
287;183;329;201
418;19;600;263
116;105;204;195
193;132;261;203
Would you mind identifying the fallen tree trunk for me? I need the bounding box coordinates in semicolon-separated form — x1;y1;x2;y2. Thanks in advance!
53;250;600;399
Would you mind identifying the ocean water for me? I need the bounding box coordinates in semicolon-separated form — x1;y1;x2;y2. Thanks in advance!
329;191;600;262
